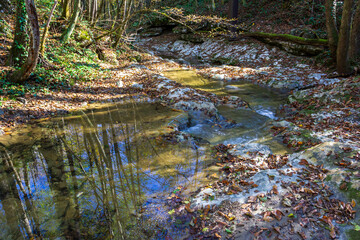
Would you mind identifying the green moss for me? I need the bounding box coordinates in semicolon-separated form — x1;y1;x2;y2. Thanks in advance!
347;229;360;240
211;57;239;66
342;183;360;201
75;30;91;42
246;32;328;45
325;175;332;181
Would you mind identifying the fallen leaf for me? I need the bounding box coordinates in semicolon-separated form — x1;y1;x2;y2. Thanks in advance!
185;203;194;213
340;182;348;190
272;210;284;221
273;227;280;234
299;159;309;165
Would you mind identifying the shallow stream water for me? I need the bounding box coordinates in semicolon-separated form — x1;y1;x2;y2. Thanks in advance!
0;70;289;239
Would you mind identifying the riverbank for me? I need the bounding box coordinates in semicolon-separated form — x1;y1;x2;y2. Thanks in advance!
1;33;360;239
132;35;360;239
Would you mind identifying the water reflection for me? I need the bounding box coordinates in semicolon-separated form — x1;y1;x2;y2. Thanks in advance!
0;101;209;239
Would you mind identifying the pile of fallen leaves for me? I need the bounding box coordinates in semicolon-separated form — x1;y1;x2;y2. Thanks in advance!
162;144;356;239
294;78;359;138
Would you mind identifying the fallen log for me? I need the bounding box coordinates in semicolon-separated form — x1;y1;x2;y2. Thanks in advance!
238;32;328;56
241;32;328;46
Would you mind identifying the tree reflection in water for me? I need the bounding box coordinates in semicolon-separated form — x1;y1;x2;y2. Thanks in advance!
0;101;208;239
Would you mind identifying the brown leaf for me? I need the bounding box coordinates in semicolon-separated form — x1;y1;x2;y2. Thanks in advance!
244;208;254;218
231;184;242;192
185;203;194;213
272;185;279;195
272;210;284;221
298;231;307;240
299;159;309;165
254;228;266;237
203;205;210;216
247;196;257;203
301;188;316;194
216;221;228;227
342;147;352;153
264;212;274;222
340;182;348;190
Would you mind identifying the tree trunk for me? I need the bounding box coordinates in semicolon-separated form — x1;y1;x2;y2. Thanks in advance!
61;0;70;19
325;0;338;62
349;0;360;61
60;0;81;43
8;0;40;83
7;0;28;67
228;0;238;34
336;0;353;75
40;0;58;54
211;0;215;11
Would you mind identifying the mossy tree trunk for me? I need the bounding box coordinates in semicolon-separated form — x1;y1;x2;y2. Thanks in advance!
60;0;81;43
242;32;328;46
349;0;360;61
325;0;338;62
7;0;28;67
336;0;353;75
8;0;40;83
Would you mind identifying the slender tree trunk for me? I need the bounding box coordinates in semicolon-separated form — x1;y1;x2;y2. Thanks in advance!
92;0;98;24
40;0;58;55
7;0;28;66
94;0;104;25
60;0;81;43
8;0;40;83
228;0;238;34
211;0;215;11
325;0;339;62
349;0;360;61
336;0;353;75
61;0;70;19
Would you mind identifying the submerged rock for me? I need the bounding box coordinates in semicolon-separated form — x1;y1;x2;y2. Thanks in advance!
225;85;240;90
174;100;218;117
229;96;239;101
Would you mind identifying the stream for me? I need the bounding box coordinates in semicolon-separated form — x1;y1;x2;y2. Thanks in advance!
0;69;290;239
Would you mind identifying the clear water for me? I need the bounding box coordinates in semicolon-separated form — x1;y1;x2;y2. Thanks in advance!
0;69;289;239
